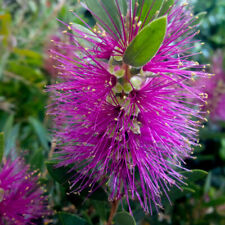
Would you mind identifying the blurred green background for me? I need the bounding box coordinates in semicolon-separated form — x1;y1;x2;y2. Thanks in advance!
0;0;225;224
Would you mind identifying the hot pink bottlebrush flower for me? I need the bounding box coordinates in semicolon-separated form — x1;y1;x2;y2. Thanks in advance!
44;35;62;78
44;34;74;78
47;0;211;213
197;50;225;121
0;158;48;224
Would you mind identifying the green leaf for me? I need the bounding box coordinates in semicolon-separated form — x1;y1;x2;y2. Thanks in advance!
162;169;208;205
45;161;72;186
0;132;4;164
114;211;136;225
92;200;108;221
85;0;122;38
118;0;128;16
0;13;11;46
72;24;100;48
181;169;208;183
2;115;19;156
13;48;43;67
137;0;164;26
219;138;225;161
45;161;108;201
0;52;10;79
123;16;167;67
182;187;196;193
191;12;207;26
2;114;14;136
162;185;195;205
30;148;44;170
159;0;174;16
204;197;225;207
28;117;49;150
204;172;212;193
199;128;225;139
58;212;89;225
13;48;42;60
7;61;45;83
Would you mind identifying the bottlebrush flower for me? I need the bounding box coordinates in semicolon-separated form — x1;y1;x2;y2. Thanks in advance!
197;50;225;121
44;34;74;78
44;35;62;78
0;158;48;224
48;0;211;213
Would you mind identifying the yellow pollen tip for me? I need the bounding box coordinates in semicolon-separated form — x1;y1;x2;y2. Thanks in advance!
137;21;142;27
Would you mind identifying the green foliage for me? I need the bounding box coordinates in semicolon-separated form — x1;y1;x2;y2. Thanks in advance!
192;0;225;62
159;0;174;16
46;161;73;186
181;169;208;182
72;23;100;47
46;161;108;201
58;212;89;225
219;138;225;160
114;211;136;225
123;16;167;67
0;12;11;47
28;117;49;150
161;170;208;206
0;132;4;163
191;11;207;26
85;0;123;38
136;0;164;26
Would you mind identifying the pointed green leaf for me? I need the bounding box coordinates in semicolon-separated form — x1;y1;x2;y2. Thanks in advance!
0;133;4;164
162;185;195;205
72;24;100;48
223;52;225;71
45;161;108;201
123;16;167;67
85;0;122;38
114;211;136;225
2;115;19;156
58;212;89;225
45;161;73;186
181;169;208;182
13;48;42;60
191;12;207;26
204;197;225;207
3;114;14;136
0;13;11;46
137;0;164;26
159;0;174;16
162;169;208;206
30;148;44;170
28;117;49;150
118;0;128;16
204;171;212;193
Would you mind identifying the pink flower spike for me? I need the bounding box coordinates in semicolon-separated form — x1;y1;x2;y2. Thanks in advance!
48;1;211;213
0;158;49;225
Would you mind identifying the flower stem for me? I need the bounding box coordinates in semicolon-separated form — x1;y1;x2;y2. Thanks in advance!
107;199;120;225
123;63;131;82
